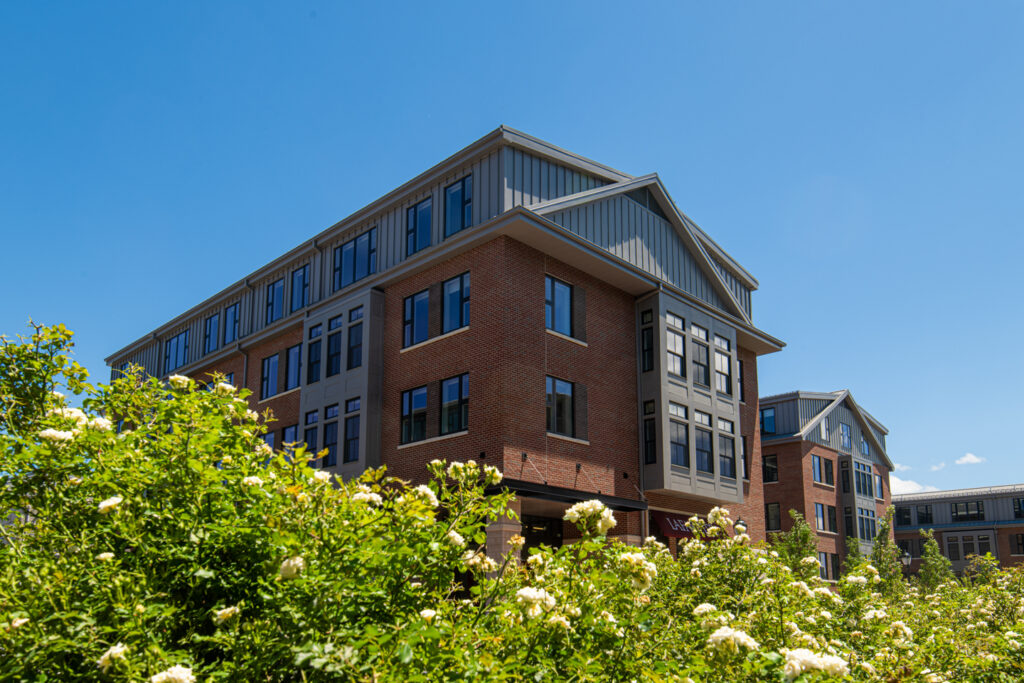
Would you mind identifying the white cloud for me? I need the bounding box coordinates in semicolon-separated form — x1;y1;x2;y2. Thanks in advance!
930;462;946;472
894;463;911;472
956;452;985;466
890;475;940;495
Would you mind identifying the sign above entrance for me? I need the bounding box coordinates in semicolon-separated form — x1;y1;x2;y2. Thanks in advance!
650;510;696;538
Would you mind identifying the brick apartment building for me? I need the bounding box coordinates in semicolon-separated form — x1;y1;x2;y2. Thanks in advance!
106;127;784;551
894;484;1024;575
757;390;893;580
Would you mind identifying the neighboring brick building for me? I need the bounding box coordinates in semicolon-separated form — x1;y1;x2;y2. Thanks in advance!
757;390;893;580
894;484;1024;575
105;126;784;551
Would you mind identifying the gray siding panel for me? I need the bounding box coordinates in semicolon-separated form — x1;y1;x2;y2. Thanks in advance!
772;398;800;436
506;147;607;208
710;257;753;319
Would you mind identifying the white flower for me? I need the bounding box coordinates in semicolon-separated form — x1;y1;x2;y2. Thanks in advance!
693;603;717;617
707;626;759;654
547;614;571;629
563;499;617;535
10;617;29;629
446;530;465;548
279;555;306;580
313;471;332;484
516;587;556;618
40;428;75;442
95;552;114;562
413;484;439;508
214;382;236;395
89;416;113;431
862;609;887;621
168;375;191;389
68;475;83;486
483;464;503;485
420;608;437;623
241;476;263;487
707;506;732;528
801;555;821;566
97;643;128;672
845;575;868;586
352;490;383;505
599;610;617;624
49;406;89;426
151;665;196;683
734;523;747;534
213;605;240;625
98;495;123;514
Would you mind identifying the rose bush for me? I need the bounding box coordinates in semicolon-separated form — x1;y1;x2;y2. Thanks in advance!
2;324;1023;681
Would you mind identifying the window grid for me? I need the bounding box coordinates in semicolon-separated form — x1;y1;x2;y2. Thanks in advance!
401;386;427;444
670;420;688;467
164;330;189;374
440;373;469;435
223;303;239;345
444;175;473;237
406;198;432;256
442;272;471;334
260;354;278;400
545;376;574;437
544;276;573;337
403;290;429;347
291;264;309;313
265;279;284;325
284;344;302;391
204;313;219;355
333;228;378;292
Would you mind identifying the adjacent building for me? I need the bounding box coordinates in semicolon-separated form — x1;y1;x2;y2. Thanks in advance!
757;390;893;580
106;126;784;552
894;484;1024;574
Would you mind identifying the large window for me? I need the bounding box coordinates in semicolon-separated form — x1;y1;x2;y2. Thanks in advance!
403;290;429;347
840;423;852;450
260;354;278;400
442;272;471;333
545;376;574;437
407;197;432;256
333;228;378;291
695;427;713;474
860;435;870;456
440;373;469;435
858;507;877;541
719;434;735;479
763;454;779;483
164;330;189;374
670;420;688;467
817;552;829;580
1015;534;1024;555
895;506;912;527
545;276;572;337
827;505;838;533
307;336;321;385
401;386;427;444
266;279;284;325
760;407;776;434
444;176;472;237
285;344;302;391
854;462;874;498
713;335;731;395
1015;498;1024;519
815;503;831;532
643;419;657;465
291;265;309;313
223;302;239;345
304;410;318;455
874;474;884;500
812;455;834;485
343;414;360;464
947;537;960;561
951;501;985;522
640;326;654;372
347;321;362;369
204;313;219;354
766;503;781;532
737;359;745;402
327;322;342;377
322;412;338;467
917;504;934;525
691;325;710;386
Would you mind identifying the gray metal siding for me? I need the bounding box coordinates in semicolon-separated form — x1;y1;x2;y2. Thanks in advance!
710;257;752;318
503;146;605;209
770;398;801;436
798;398;832;427
548;195;728;313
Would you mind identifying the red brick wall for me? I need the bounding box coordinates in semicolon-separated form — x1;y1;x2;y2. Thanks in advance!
730;348;765;542
245;326;303;439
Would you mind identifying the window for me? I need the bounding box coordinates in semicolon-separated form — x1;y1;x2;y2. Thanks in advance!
329;315;343;331
717;418;733;433
164;330;189;374
815;503;826;531
307;339;321;385
223;302;239;345
545;276;573;337
442;272;470;333
895;506;912;527
444;175;472;237
874;474;884;500
309;324;322;339
760;407;776;434
204;313;219;354
285;344;302;391
1012;497;1024;519
818;551;828;580
545;376;574;437
827;505;838;533
690;323;708;341
741;436;749;480
349;306;363;323
668;402;687;419
304;410;318;453
326;329;342;377
854;462;874;498
978;535;991;556
819;420;828;441
1014;534;1024;555
333;228;378;291
343;415;360;463
346;397;360;413
440;373;469;435
841;462;850;493
401;386;427;444
917;505;934;525
322;420;338;467
713;335;731;395
643;418;657;465
266;279;284;325
291;265;309;313
840;423;852;450
282;425;298;452
403;290;429;347
844;507;854;540
695;428;713;474
262;432;275;451
830;554;841;582
347;322;362;369
719;435;735;479
694;411;711;428
691;331;710;386
766;503;781;532
763;454;779;483
951;501;985;522
640;326;654;372
812;455;834;485
962;536;975;557
737;359;745;402
643;400;655;415
260;354;278;399
666;329;685;377
947;538;960;561
858;507;877;541
860;435;870;456
406;197;432;256
670;420;688;467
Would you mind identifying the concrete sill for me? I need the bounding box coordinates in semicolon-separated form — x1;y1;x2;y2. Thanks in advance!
397;430;469;450
545;329;588;347
258;386;301;405
546;432;590;446
400;326;470;353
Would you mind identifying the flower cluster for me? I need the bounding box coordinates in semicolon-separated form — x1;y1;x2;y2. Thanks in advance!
563;499;616;535
516;587;556;618
707;626;759;654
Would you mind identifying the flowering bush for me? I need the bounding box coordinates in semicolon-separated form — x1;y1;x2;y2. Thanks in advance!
2;324;1023;681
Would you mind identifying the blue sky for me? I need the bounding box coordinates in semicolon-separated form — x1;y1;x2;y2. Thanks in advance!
2;2;1021;493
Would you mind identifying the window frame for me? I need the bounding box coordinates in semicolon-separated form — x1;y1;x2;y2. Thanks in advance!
760;407;776;434
401;386;428;444
291;264;309;313
204;313;219;355
545;376;575;438
643;418;657;465
762;454;779;483
333;228;378;292
343;414;360;463
265;279;284;325
222;302;239;345
440;373;469;436
406;197;432;257
442;272;471;334
164;329;189;374
326;329;342;377
670;419;688;468
719;434;736;479
260;353;279;400
444;175;472;238
284;344;302;391
307;339;321;385
544;275;573;337
695;427;713;474
766;502;781;532
347;321;363;369
403;289;430;348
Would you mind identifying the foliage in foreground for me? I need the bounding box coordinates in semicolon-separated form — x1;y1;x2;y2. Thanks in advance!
2;324;1023;682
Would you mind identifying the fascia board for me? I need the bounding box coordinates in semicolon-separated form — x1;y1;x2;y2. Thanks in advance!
844;394;894;470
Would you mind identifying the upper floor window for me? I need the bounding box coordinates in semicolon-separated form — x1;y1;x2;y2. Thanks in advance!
666;329;685;377
204;313;219;355
344;414;360;464
407;197;432;256
260;353;278;400
333;228;378;291
401;386;428;444
440;373;469;435
1014;497;1024;519
266;279;284;325
819;420;828;441
347;321;363;370
762;454;779;483
695;427;713;474
670;420;688;467
765;502;781;532
719;434;735;479
691;325;709;386
760;407;776;434
403;290;429;347
857;507;877;541
327;328;342;377
840;423;852;450
643;418;657;465
291;265;309;313
640;326;654;372
860;435;870;456
714;350;732;395
164;330;189;374
545;276;572;337
545;376;574;437
895;506;912;526
874;474;884;500
854;461;874;498
737;359;745;402
307;338;321;385
442;272;471;333
223;302;239;345
917;504;934;525
951;500;985;522
285;344;302;391
444;176;472;237
812;454;834;486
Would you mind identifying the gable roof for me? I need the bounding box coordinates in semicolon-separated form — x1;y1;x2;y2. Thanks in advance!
527;174;754;325
789;390;893;470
